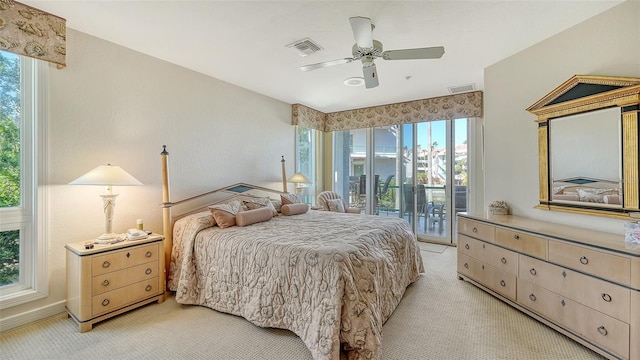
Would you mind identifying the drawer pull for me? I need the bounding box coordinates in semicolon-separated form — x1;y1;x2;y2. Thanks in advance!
145;268;152;275
513;234;520;240
499;280;506;287
464;244;470;250
101;280;110;287
579;256;589;265
464;263;469;269
102;299;110;307
472;227;478;233
529;294;536;302
145;251;153;258
529;268;537;276
102;261;110;268
601;293;612;302
126;252;131;258
597;326;608;336
145;285;152;292
501;257;507;264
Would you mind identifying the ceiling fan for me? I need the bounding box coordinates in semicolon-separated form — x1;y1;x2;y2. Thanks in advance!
300;16;445;89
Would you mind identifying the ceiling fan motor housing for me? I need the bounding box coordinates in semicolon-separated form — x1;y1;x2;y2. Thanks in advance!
352;40;384;60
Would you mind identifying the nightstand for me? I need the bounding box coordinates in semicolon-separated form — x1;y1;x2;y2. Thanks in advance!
65;234;165;332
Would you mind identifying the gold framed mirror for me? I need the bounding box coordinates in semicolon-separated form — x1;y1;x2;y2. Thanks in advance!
527;75;640;219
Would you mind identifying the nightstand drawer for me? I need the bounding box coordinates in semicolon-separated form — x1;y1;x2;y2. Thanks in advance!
458;218;495;242
495;228;547;259
92;260;159;295
91;243;159;276
92;277;159;317
548;241;631;286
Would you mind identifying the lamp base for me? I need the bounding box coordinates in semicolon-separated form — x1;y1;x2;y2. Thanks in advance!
97;233;118;240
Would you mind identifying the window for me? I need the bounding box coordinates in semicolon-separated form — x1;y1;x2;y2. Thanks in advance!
295;126;316;204
0;51;48;308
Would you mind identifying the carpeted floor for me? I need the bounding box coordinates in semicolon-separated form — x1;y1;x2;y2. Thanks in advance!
0;247;603;360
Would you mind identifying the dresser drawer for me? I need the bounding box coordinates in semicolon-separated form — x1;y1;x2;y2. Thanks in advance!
458;252;484;282
91;243;159;276
495;228;547;259
483;264;516;301
458;235;485;260
458;218;495;242
519;255;630;322
484;242;518;275
92;277;160;317
92;260;159;295
549;241;631;286
518;280;630;359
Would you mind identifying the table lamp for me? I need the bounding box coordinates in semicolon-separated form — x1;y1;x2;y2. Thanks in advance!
288;172;311;195
69;164;142;240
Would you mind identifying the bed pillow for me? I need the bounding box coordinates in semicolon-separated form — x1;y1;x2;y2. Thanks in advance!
326;198;345;213
281;203;309;216
271;199;283;213
236;207;273;227
208;200;243;228
243;197;278;216
281;193;301;205
577;188;618;203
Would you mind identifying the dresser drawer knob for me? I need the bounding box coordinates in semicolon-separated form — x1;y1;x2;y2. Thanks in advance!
472;227;478;233
501;257;507;264
579;256;589;265
464;263;469;269
145;268;152;275
126;252;131;258
499;280;506;287
513;234;520;240
145;251;153;258
464;244;470;250
102;261;110;268
145;285;152;292
601;293;612;302
529;294;536;301
101;280;110;287
102;299;110;307
529;268;537;276
597;326;608;336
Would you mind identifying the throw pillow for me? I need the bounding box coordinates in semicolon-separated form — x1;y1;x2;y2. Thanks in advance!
281;193;301;205
281;203;309;216
208;200;243;228
243;197;278;216
327;198;345;213
236;207;273;227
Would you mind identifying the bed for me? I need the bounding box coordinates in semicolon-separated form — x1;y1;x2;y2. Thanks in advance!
160;148;424;360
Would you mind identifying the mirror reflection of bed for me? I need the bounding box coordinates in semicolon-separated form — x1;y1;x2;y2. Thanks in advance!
549;107;622;208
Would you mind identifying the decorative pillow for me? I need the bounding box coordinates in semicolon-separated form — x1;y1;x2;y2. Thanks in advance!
280;193;301;205
271;199;283;213
281;203;309;216
208;200;243;228
326;198;345;213
243;197;278;216
236;207;273;227
552;186;565;195
577;188;618;203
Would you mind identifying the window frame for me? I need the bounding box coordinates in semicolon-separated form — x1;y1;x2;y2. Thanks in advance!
0;54;49;308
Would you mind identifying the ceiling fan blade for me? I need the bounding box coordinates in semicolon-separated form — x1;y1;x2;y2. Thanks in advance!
299;58;354;71
349;16;374;49
362;63;379;89
382;46;445;60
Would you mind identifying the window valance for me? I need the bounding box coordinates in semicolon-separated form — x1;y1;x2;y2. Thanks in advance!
292;91;482;132
0;1;66;67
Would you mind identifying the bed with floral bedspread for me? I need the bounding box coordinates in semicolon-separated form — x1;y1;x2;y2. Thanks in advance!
168;209;424;360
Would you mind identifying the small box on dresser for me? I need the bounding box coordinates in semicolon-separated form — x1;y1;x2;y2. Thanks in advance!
457;214;640;360
65;234;165;332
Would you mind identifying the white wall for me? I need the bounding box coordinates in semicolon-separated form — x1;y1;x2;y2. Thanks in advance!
483;0;640;234
1;29;293;327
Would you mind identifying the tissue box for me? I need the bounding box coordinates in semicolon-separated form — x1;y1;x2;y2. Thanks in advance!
624;221;640;247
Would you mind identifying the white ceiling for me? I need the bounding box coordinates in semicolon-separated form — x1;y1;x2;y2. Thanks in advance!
26;0;623;113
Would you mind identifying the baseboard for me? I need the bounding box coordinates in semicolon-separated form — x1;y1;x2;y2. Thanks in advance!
0;300;66;333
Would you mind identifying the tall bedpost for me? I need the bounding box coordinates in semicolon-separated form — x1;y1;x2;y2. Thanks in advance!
281;156;288;193
161;145;172;288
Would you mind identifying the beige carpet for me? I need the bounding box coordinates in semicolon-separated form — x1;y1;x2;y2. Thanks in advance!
0;247;603;360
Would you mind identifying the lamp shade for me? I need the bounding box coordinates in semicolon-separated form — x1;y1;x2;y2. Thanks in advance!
69;164;142;186
287;172;311;184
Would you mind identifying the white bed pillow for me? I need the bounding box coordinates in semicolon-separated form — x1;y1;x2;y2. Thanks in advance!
243;197;278;216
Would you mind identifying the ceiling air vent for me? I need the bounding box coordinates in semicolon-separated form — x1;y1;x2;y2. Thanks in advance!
448;84;476;94
286;38;323;57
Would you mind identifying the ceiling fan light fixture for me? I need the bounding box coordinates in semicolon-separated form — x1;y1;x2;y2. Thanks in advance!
344;77;365;87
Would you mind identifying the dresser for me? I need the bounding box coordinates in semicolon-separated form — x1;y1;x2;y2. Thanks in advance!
457;213;640;360
65;235;165;332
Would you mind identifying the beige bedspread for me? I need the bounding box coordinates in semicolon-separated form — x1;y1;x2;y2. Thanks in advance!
168;210;424;360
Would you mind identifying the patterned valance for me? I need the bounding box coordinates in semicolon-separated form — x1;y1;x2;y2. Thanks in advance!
0;0;66;67
292;91;483;132
291;103;326;131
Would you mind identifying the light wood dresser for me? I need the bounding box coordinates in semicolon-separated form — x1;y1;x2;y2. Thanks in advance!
65;235;165;332
457;213;639;360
